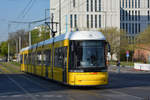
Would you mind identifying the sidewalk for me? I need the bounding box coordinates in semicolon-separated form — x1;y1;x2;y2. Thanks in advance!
108;65;150;73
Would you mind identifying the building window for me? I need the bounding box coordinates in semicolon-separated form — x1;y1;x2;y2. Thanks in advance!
87;15;89;28
138;11;140;21
126;23;128;33
73;0;75;7
126;11;128;21
123;10;124;20
132;0;134;8
91;0;93;12
99;0;101;11
120;10;122;21
74;14;77;28
135;23;137;33
138;0;140;8
120;0;121;8
120;23;122;29
123;23;125;29
148;0;150;8
148;11;150;21
135;11;137;21
122;0;124;8
99;15;101;28
126;0;128;8
129;0;131;8
87;0;89;12
139;24;140;32
132;11;134;20
129;11;131;20
129;23;131;33
95;15;97;28
95;0;97;12
135;0;137;8
91;15;93;28
132;23;134;34
70;15;73;28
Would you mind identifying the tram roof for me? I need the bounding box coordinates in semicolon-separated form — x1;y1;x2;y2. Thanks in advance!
57;31;106;41
20;31;106;52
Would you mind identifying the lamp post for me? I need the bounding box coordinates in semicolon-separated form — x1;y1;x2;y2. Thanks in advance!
7;24;10;62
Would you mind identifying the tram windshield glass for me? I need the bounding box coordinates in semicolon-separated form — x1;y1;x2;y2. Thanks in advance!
70;40;105;68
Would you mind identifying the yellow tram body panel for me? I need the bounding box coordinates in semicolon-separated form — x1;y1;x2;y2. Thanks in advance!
53;67;63;82
68;72;108;86
53;39;69;82
20;50;28;72
54;40;69;48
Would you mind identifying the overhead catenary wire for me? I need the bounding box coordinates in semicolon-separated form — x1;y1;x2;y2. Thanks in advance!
22;0;37;18
14;0;37;31
9;17;50;25
16;0;33;19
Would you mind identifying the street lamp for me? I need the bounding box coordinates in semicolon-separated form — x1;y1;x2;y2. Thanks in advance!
7;24;11;62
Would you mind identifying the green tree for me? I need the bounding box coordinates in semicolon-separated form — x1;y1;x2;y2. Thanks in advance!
31;29;40;44
31;25;50;45
0;41;8;56
136;26;150;45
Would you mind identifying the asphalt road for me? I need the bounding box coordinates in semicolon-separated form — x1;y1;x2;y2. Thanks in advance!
0;63;150;100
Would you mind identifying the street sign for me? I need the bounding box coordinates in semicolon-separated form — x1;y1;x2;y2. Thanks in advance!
126;54;129;57
126;51;129;62
126;51;129;57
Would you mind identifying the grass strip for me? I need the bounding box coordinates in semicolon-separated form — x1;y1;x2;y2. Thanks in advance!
0;64;12;74
0;63;21;74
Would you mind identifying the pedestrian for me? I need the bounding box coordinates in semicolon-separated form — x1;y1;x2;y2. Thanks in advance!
116;60;120;73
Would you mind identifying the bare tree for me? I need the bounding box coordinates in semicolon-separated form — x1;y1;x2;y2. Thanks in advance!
99;27;129;60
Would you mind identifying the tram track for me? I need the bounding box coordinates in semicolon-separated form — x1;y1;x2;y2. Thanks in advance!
0;64;39;100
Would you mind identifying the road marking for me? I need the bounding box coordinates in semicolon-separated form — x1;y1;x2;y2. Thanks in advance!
6;75;38;100
11;95;22;97
0;96;8;98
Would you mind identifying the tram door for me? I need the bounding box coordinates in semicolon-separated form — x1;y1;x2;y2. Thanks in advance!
44;49;51;78
63;47;68;83
53;47;67;82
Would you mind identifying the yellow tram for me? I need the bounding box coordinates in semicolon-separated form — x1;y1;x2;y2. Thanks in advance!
20;31;109;86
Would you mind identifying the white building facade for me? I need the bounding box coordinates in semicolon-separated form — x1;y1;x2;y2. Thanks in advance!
50;0;150;38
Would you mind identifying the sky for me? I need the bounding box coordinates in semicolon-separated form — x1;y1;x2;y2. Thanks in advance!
0;0;50;42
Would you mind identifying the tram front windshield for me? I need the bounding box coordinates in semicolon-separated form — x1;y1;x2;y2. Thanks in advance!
70;40;105;68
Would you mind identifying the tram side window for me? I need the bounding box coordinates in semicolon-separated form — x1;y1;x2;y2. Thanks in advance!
54;47;67;68
24;54;27;65
28;53;31;65
54;48;58;67
63;47;67;67
43;49;51;66
37;51;42;65
31;52;36;65
26;54;29;65
20;55;23;64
